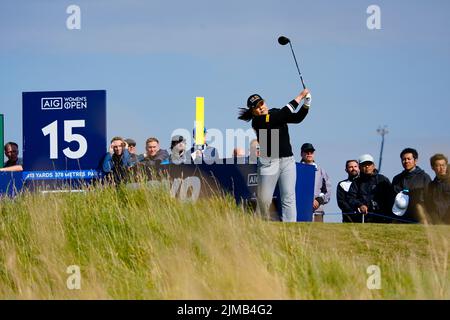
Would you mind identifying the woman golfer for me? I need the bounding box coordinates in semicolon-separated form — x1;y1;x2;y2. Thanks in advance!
238;89;311;222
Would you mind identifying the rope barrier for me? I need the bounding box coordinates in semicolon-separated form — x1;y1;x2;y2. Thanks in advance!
325;212;419;224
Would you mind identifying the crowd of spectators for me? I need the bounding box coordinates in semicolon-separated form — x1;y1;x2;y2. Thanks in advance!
2;138;449;224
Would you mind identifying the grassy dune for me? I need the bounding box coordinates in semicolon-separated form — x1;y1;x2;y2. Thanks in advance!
0;184;448;299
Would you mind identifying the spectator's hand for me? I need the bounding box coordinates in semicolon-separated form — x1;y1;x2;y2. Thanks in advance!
313;199;320;210
358;205;369;214
109;144;114;155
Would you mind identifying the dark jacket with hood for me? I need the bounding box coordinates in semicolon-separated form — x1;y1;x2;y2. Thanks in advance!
392;166;431;223
426;164;450;224
347;169;395;223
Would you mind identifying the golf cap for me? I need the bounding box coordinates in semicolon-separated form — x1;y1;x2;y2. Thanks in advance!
358;154;375;164
125;138;136;147
247;94;263;109
392;191;409;216
301;143;315;152
192;127;207;138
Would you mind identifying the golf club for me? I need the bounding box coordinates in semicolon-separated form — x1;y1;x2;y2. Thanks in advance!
278;36;306;89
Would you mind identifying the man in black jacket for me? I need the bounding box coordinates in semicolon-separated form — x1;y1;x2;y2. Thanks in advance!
139;137;169;166
347;154;395;223
426;153;450;224
337;159;360;222
392;148;431;223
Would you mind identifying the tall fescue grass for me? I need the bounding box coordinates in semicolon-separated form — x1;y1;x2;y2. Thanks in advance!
0;182;448;299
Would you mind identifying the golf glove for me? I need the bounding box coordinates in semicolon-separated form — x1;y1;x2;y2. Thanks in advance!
303;93;312;107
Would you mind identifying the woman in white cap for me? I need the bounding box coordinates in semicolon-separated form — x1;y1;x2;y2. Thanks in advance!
238;89;311;222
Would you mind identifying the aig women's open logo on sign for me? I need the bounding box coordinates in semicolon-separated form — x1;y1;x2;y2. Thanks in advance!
41;97;63;110
247;173;258;186
41;97;88;110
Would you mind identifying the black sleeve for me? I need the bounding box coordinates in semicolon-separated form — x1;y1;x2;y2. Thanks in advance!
392;174;403;194
420;174;432;203
286;105;309;124
379;176;395;214
252;100;301;128
347;180;364;211
337;183;353;213
425;182;435;215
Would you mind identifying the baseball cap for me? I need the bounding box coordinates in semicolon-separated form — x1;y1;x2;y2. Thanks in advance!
392;190;409;216
247;94;264;109
171;135;185;149
358;154;375;164
301;143;315;152
192;127;207;139
125;138;136;147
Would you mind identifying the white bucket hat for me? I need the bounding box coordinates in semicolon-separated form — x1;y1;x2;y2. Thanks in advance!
392;191;409;216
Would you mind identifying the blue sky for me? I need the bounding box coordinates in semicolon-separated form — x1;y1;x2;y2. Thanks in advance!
1;0;450;219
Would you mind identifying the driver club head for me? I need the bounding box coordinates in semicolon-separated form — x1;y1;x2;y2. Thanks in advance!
278;36;290;46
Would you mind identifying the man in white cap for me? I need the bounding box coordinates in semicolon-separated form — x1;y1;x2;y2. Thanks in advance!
347;154;395;223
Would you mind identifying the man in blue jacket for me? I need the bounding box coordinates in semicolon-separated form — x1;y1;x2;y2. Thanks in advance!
102;136;134;184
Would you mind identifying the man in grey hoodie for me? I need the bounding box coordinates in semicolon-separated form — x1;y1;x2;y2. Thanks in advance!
300;143;332;222
392;148;431;223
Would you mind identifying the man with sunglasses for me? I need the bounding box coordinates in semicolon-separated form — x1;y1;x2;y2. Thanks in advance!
125;138;138;165
347;154;395;223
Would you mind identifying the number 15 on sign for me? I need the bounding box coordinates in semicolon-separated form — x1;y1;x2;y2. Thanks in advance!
42;120;88;159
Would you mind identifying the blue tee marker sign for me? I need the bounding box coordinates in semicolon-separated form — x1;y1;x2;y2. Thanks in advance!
0;114;4;168
22;90;106;171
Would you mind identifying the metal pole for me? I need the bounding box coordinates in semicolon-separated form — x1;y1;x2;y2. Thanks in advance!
377;126;388;172
379;134;384;171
